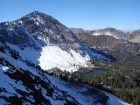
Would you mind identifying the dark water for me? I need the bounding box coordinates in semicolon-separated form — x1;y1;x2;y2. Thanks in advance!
74;68;108;79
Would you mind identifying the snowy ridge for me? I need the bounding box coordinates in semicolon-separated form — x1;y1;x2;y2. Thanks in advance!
92;32;120;39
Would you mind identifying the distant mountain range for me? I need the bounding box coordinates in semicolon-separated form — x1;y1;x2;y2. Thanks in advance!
70;28;140;69
70;27;140;43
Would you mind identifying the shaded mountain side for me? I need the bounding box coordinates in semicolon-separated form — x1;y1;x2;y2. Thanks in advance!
104;41;140;69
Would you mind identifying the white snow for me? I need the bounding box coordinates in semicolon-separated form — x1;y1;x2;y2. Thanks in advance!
41;87;66;105
18;20;22;24
0;65;31;98
26;95;35;103
5;22;8;25
36;22;39;25
39;46;89;72
0;98;10;105
105;32;120;39
92;32;120;39
5;39;114;72
92;32;101;36
34;84;41;90
5;42;89;72
2;66;9;72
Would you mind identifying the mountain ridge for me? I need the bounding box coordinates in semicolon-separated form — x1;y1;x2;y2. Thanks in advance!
70;27;140;43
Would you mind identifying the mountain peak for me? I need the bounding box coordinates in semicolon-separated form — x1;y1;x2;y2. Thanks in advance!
23;11;47;19
29;10;45;16
15;11;54;24
32;10;40;13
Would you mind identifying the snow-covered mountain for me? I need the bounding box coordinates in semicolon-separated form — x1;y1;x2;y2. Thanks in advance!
0;11;129;105
0;11;115;72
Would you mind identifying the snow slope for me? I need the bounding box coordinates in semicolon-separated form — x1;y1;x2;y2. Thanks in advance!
5;41;115;72
92;32;120;39
0;62;79;105
0;49;129;105
47;74;130;105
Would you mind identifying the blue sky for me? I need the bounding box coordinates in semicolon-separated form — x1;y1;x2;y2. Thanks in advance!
0;0;139;31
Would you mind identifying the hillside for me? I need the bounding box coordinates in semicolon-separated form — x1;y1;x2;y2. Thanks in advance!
0;44;128;105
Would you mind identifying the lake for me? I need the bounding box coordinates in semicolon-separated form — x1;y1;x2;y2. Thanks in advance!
73;68;108;79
